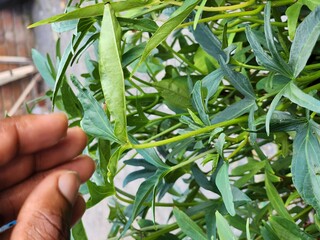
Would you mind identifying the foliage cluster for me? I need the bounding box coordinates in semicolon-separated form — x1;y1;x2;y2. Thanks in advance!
30;0;320;239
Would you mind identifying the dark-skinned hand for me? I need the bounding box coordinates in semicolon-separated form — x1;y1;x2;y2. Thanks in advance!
0;113;95;239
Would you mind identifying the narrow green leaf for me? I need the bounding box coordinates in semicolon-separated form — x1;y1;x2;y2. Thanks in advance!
122;42;147;68
216;162;235;216
31;49;55;88
289;6;320;77
121;171;163;237
86;180;115;208
70;75;119;143
246;219;251;240
61;79;82;119
28;1;152;28
286;2;303;40
136;0;200;71
192;81;211;125
245;26;291;78
52;18;95;107
193;0;207;30
264;2;292;77
193;23;227;61
211;98;255;124
292;120;320;213
173;208;207;240
219;57;255;99
130;139;169;169
100;4;128;143
118;17;158;33
202;68;224;108
265;168;294;221
269;216;314;240
71;220;88;240
283;82;320;113
216;211;237;240
265;86;286;136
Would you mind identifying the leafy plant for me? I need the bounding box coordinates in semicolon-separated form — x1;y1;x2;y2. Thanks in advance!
30;0;320;239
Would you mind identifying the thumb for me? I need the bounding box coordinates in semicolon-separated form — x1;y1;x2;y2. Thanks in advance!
10;171;84;240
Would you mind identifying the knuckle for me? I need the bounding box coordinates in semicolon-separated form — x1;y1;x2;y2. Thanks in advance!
24;209;69;240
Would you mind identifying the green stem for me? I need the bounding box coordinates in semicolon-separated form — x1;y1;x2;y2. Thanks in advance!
132;116;248;149
239;17;287;27
164;0;255;12
180;5;264;28
143;123;183;143
213;23;261;34
142;212;206;240
296;70;320;83
162;42;205;74
170;148;216;172
305;63;320;70
232;59;265;70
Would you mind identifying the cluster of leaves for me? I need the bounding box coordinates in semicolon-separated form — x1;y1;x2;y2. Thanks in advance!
30;0;320;239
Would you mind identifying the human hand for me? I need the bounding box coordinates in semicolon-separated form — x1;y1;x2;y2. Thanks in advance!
0;113;95;239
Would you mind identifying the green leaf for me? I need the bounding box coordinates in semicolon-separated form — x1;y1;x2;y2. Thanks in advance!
265;166;294;221
86;180;115;208
52;18;95;108
99;3;128;143
193;23;227;61
211;98;256;124
122;42;147;68
216;162;235;216
154;77;193;113
71;220;88;240
292;120;320;213
216;211;237;240
245;26;292;78
219;57;255;99
135;0;200;71
265;86;286;136
118;17;158;33
286;2;303;40
193;0;207;30
130;136;169;169
70;75;119;143
192;81;211;125
269;216;314;240
121;171;163;237
289;6;320;78
28;1;152;28
173;207;207;240
61;80;82;119
283;82;320;113
202;68;224;108
264;2;292;77
31;49;55;88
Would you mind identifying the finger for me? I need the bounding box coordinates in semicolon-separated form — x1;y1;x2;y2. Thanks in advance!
0;127;87;190
10;171;81;240
0;113;68;166
0;156;95;225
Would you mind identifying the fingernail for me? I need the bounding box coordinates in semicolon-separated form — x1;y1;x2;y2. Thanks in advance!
58;171;81;205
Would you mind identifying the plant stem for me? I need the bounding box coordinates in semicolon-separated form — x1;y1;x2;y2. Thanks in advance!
164;0;255;12
132;116;248;149
143;123;183;143
179;5;264;28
